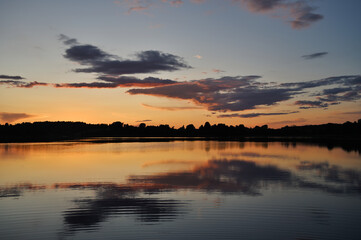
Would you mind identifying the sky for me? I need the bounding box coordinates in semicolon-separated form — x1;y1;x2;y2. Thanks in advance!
0;0;361;128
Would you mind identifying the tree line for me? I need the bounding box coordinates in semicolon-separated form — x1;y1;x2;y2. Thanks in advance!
0;119;360;142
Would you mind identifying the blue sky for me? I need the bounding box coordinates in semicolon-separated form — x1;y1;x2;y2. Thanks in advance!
0;0;360;127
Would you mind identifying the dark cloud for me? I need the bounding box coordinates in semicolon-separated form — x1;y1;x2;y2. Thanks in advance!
61;36;190;75
322;87;352;95
99;76;177;86
295;100;329;109
128;76;298;112
0;75;25;80
319;91;361;102
0;80;48;88
217;111;299;118
0;112;35;123
128;75;361;112
54;76;177;88
302;52;328;60
64;44;111;64
234;0;323;29
280;75;360;89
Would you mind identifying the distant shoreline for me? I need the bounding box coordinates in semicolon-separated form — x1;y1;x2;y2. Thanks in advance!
1;135;360;154
1;120;360;148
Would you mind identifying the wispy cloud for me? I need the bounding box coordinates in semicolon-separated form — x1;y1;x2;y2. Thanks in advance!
212;69;224;73
54;76;177;88
136;119;153;122
234;0;323;29
0;80;48;88
0;112;35;123
302;52;328;60
270;118;307;125
142;103;203;111
114;0;153;14
217;111;299;118
342;111;361;115
295;100;329;109
114;0;323;29
170;0;183;6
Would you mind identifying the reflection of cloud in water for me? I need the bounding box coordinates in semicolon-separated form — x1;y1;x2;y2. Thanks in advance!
221;152;299;160
296;161;361;194
132;159;291;195
1;159;360;235
62;187;186;233
0;183;46;198
142;160;201;168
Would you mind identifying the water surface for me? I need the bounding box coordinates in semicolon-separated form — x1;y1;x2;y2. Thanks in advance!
1;140;360;239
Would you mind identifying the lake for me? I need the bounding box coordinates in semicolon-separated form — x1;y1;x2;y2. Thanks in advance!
0;139;360;240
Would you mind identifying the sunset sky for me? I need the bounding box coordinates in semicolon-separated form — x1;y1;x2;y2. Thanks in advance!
1;0;360;128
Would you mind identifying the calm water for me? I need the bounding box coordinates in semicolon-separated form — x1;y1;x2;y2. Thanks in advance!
0;140;360;240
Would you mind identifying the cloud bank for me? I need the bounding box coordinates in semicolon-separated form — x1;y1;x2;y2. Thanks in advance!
128;75;361;113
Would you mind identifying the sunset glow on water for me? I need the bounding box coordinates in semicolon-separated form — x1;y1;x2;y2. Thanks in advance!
1;140;360;239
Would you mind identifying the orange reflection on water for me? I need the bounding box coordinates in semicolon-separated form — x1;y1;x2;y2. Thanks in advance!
0;140;360;187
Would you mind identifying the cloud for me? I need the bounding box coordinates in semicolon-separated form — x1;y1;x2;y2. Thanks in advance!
194;55;203;59
302;52;328;60
212;69;224;73
270;118;307;125
55;76;177;88
142;103;203;111
61;37;191;75
170;0;183;6
342;111;361;115
217;111;299;118
136;119;152;122
114;0;153;14
0;80;48;88
0;112;35;123
128;75;299;112
0;75;25;80
58;34;79;46
190;0;206;3
233;0;323;29
295;100;329;109
127;75;361;113
280;75;361;90
114;1;322;29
